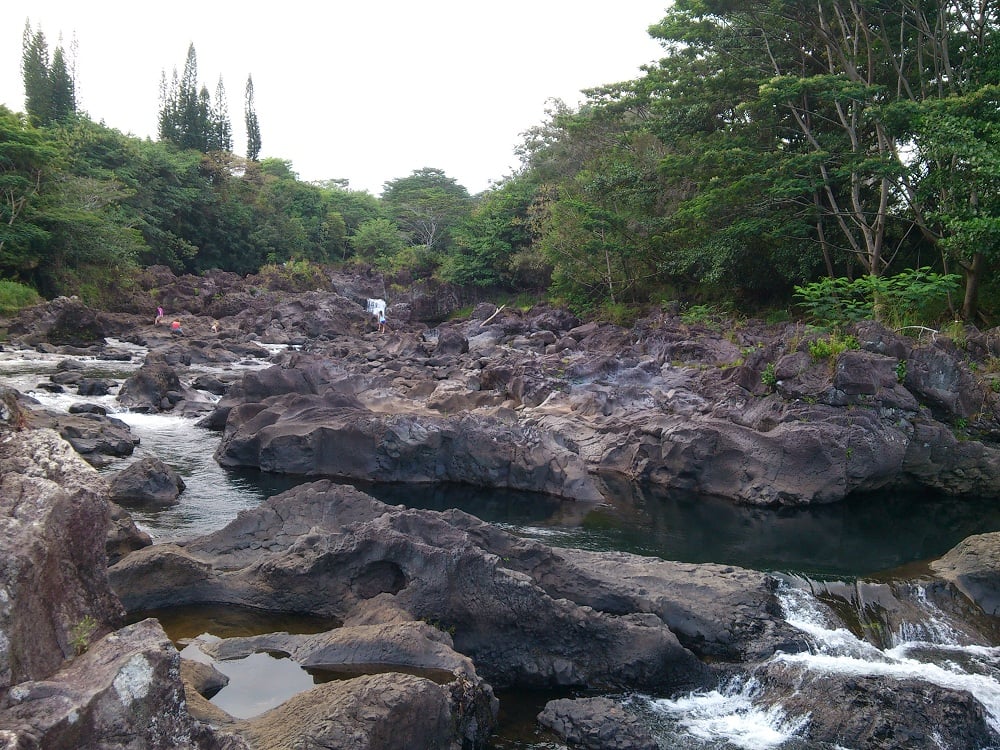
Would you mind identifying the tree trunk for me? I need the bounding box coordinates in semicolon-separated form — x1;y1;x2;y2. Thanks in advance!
961;251;984;322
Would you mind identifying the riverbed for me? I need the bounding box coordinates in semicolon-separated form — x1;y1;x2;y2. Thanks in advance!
5;345;1000;749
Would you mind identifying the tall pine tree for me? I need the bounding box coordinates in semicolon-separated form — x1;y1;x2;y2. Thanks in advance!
48;46;76;123
20;21;76;125
244;75;261;161
21;22;50;123
158;43;232;153
211;77;232;152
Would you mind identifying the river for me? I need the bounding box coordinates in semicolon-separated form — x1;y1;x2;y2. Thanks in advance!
4;345;1000;749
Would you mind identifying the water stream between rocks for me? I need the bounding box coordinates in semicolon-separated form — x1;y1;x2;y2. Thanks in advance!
5;346;1000;749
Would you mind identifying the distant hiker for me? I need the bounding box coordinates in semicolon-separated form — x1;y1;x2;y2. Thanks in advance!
366;298;387;332
155;306;164;325
211;319;219;333
170;319;184;335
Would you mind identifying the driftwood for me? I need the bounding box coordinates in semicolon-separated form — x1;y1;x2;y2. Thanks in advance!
480;304;505;327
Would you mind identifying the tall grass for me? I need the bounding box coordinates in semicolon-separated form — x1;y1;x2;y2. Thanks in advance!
0;280;41;316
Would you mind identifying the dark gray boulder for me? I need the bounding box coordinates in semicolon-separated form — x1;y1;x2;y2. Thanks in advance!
7;296;109;346
0;423;246;749
194;620;498;746
0;618;225;750
117;351;184;413
108;455;186;508
106;502;153;565
116;351;214;416
756;662;997;750
239;673;480;750
930;532;1000;615
434;325;469;355
22;405;137;466
214;394;602;501
537;697;658;750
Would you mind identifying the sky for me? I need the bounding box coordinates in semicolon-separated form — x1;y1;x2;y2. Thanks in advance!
2;1;669;196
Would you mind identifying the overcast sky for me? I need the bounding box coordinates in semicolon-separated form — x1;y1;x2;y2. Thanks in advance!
2;2;668;196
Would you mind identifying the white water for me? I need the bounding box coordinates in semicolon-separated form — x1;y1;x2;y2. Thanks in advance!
647;676;813;749
643;584;1000;749
777;584;1000;736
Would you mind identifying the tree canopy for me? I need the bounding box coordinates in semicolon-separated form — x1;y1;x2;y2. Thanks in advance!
4;6;999;327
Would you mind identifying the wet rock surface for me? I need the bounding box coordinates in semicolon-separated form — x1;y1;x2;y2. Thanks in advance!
108;481;716;691
108;454;186;508
5;269;1000;748
931;531;1000;616
537;697;659;750
9;272;1000;508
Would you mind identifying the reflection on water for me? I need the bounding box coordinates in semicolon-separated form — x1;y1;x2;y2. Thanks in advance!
187;645;315;719
358;477;1000;579
8;348;999;577
128;603;339;641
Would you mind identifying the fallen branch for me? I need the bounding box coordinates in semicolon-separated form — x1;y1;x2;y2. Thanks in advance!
480;304;505;326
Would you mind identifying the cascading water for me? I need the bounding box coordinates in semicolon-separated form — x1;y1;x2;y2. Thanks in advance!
638;581;1000;749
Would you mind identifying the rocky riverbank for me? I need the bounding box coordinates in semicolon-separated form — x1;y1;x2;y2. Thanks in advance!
3;266;1000;748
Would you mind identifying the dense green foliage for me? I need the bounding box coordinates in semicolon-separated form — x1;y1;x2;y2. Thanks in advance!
0;279;40;314
4;5;999;327
498;0;1000;321
795;269;962;328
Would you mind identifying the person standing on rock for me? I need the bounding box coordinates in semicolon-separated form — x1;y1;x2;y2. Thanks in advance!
378;309;386;334
155;306;164;325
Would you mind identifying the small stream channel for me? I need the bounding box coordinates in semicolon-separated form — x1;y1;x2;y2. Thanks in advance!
5;346;1000;748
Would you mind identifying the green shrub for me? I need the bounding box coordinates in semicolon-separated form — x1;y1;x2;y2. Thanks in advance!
598;301;641;327
70;615;98;655
257;259;327;291
809;333;860;361
0;280;42;316
761;362;777;390
681;303;716;324
383;245;440;278
794;268;961;328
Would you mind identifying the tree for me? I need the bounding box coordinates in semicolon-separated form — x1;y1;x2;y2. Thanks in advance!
244;75;261;161
911;88;1000;321
21;22;76;126
584;0;1000;316
158;44;231;154
21;23;51;125
318;182;383;236
381;167;473;250
349;218;406;263
211;77;232;152
0;113;145;299
445;176;540;288
0;106;57;276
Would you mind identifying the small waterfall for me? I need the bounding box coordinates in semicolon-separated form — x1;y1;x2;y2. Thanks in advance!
775;580;1000;736
644;676;812;749
640;581;1000;748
